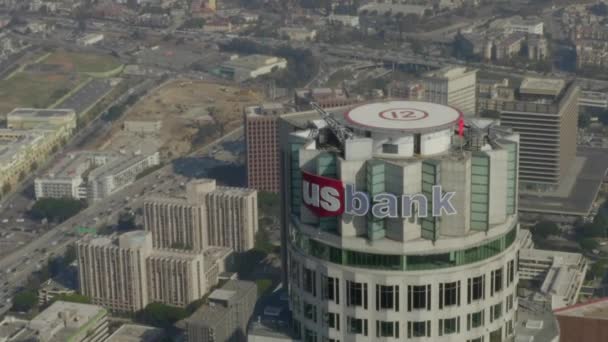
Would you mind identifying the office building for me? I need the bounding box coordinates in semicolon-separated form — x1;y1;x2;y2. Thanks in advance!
35;151;160;202
106;324;165;342
422;67;478;117
517;230;588;310
491;77;579;188
144;179;258;252
554;298;608;342
11;301;110;342
77;230;232;312
218;55;287;82
5;108;76;131
281;101;520;341
185;280;257;342
244;103;286;193
1;127;70;193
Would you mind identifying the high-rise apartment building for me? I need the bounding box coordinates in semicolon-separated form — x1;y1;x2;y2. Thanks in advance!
244;103;285;193
485;77;579;188
281;101;520;342
422;67;478;117
144;179;258;252
77;230;231;312
186;280;257;342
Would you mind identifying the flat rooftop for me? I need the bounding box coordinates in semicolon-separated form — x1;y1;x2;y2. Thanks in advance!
106;324;164;342
222;54;284;70
343;100;461;133
520;77;565;97
519;147;608;216
554;298;608;320
7;108;75;118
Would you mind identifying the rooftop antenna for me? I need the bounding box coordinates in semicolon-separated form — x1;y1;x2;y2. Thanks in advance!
309;102;353;144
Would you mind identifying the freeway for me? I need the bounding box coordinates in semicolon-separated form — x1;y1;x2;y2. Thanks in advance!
0;126;244;316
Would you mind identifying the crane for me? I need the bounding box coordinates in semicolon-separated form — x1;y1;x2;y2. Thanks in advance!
309;102;353;144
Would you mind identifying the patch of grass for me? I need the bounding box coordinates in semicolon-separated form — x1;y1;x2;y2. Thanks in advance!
43;50;122;74
0;72;82;114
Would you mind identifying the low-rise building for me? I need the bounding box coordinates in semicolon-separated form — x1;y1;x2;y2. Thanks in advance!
1;127;69;193
76;33;104;46
12;301;110;342
106;324;165;342
278;27;317;41
505;16;544;35
218;55;287;82
38;279;76;306
495;33;526;60
326;14;359;28
387;80;425;100
185;280;257;342
123;120;162;134
294;88;359;110
35;151;160;202
6;108;76;131
554;297;608;342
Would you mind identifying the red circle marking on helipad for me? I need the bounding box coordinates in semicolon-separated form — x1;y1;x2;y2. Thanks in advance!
378;108;429;121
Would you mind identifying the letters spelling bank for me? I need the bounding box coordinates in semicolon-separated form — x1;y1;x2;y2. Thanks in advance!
302;171;457;218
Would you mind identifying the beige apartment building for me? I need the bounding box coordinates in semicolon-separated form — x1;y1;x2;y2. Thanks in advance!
422;66;478;117
77;230;232;312
144;179;258;253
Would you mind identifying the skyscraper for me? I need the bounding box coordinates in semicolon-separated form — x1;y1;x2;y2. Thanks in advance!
244;103;285;193
281;101;520;341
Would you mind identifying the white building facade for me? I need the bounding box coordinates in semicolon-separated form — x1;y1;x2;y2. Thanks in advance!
422;67;478;117
282;101;520;342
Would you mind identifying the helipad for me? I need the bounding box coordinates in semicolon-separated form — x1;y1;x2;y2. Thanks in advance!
344;101;461;133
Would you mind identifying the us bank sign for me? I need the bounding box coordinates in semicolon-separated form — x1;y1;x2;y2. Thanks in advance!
302;171;457;218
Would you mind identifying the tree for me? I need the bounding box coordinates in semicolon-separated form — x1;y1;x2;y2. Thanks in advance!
12;290;38;312
29;198;87;223
52;294;91;304
135;303;189;329
579;238;599;252
117;212;136;231
588;261;607;280
530;221;560;240
2;183;11;195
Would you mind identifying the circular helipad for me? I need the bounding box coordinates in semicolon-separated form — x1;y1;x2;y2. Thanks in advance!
344;101;461;133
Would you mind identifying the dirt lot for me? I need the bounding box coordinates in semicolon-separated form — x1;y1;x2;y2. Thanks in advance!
120;79;263;158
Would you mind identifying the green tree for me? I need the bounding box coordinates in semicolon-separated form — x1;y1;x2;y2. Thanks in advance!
52;294;91;304
530;221;560;240
29;198;87;223
12;290;38;312
588;261;607;280
117;212;136;231
579;112;591;128
135;303;189;329
579;238;599;252
258;191;280;218
254;226;273;254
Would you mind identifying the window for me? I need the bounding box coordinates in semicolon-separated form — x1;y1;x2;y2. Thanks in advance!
490;302;502;322
507;260;515;286
326;312;340;331
290;257;300;287
322;275;339;304
346;281;368;309
304;302;317;323
439;317;460;336
304;328;317;342
468;275;485;303
322;338;339;342
408;321;430;338
439;281;460;308
408;285;431;311
489;327;502;342
506;294;514;312
347;317;368;336
506;319;514;335
467;310;484;330
303;268;317;296
491;268;503;296
376;321;399;338
467;338;484;342
376;285;399;311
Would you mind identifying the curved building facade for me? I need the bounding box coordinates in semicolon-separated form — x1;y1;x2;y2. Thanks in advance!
282;101;521;342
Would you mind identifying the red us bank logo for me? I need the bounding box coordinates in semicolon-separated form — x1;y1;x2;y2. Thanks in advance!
301;171;345;217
